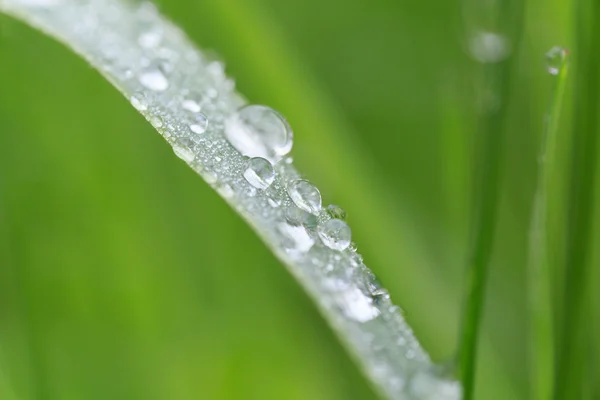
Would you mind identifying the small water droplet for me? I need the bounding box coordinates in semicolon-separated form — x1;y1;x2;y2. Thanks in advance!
285;207;318;228
182;99;201;113
204;170;218;184
243;157;275;190
139;66;169;91
218;184;234;198
546;46;567;75
138;28;162;49
469;31;510;63
317;219;351;251
278;223;315;257
130;91;148;111
326;204;347;220
173;140;194;163
188;114;208;134
288;180;321;214
267;198;281;208
329;282;380;322
149;115;164;129
224;105;293;162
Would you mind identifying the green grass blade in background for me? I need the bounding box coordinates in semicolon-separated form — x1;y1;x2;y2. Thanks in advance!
555;0;600;397
527;47;568;400
0;0;461;398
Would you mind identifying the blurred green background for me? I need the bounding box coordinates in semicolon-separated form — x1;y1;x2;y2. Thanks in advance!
0;0;587;399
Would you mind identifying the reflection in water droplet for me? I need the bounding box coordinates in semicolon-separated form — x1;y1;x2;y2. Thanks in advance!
224;105;293;162
546;46;567;76
318;219;351;251
189;113;208;134
326;204;347;220
130;92;148;111
288;180;321;214
139;67;169;91
173;140;194;163
243;157;275;190
469;31;510;63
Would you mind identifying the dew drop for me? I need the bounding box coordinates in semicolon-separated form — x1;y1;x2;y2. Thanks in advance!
173;140;194;163
218;184;234;198
317;219;351;251
267;198;281;208
138;28;162;49
139;67;169;91
546;46;567;76
469;31;510;63
243;157;275;190
130;91;148;111
182;99;201;113
288;180;321;214
149;115;164;129
285;207;318;229
189;113;208;134
326;204;347;220
224;105;293;162
278;223;315;257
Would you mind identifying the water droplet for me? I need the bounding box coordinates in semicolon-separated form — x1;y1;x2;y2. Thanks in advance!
285;207;318;228
138;28;162;49
278;223;315;257
224;105;293;162
173;140;194;163
182;99;201;113
365;273;389;305
243;157;275;190
139;66;169;91
317;219;351;251
469;31;510;63
267;198;281;208
326;204;347;220
149;115;164;129
130;92;148;111
331;283;380;322
189;114;208;134
288;180;321;214
546;46;567;75
218;184;234;198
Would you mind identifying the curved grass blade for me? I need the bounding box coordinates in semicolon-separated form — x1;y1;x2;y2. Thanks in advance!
0;0;461;398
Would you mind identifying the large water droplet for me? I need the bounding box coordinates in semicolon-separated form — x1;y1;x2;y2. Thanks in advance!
130;91;148;111
189;114;208;134
469;31;510;63
318;219;351;251
224;105;293;162
288;180;321;214
243;157;275;190
326;204;347;220
546;46;567;76
139;66;169;91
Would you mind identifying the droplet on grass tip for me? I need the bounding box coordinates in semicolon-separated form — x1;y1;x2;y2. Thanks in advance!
546;46;567;76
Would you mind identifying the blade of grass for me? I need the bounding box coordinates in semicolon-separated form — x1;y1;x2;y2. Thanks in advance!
555;0;600;397
0;0;461;398
457;2;525;398
527;47;569;400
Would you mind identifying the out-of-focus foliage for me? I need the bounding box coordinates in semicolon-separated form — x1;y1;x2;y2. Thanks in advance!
0;0;593;399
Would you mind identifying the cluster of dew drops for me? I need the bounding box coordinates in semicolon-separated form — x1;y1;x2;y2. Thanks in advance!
129;32;352;257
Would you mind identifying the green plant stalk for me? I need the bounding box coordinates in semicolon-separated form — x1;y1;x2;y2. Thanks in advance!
555;0;600;398
0;0;462;399
457;61;510;400
527;52;569;400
